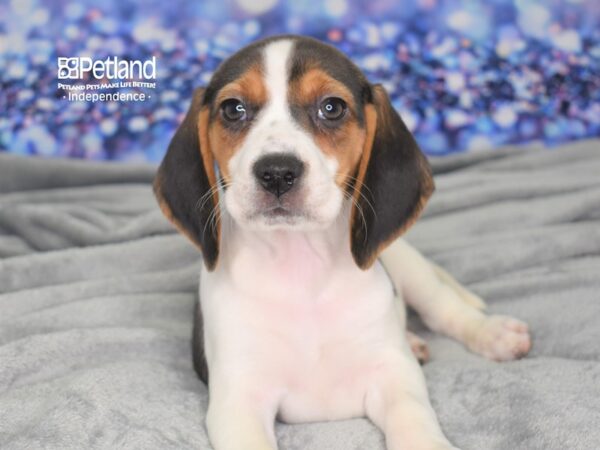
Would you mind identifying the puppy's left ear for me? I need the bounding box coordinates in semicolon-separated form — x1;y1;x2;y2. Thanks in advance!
351;84;434;269
153;87;220;270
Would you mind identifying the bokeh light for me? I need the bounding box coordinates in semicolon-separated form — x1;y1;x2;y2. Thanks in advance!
0;0;598;161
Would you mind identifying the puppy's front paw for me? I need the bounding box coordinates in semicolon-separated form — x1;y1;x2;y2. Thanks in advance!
467;315;531;361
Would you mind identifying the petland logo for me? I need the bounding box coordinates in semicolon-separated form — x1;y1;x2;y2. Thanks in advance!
58;57;156;80
57;56;157;102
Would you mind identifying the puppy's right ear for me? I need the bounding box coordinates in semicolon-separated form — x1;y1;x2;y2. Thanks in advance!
153;87;220;270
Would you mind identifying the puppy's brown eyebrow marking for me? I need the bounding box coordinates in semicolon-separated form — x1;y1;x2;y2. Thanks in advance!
289;37;371;124
205;65;268;182
290;68;357;113
287;66;366;190
214;65;267;111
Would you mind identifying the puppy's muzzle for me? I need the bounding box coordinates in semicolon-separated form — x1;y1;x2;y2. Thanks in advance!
253;153;304;198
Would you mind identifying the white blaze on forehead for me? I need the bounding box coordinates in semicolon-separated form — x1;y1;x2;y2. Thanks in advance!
224;38;344;232
255;38;339;175
261;39;294;117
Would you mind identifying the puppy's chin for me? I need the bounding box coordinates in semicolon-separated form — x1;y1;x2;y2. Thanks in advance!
246;208;317;231
226;197;342;232
230;206;329;232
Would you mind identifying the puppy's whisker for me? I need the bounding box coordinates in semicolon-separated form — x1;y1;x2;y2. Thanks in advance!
344;174;376;199
195;181;233;213
201;194;225;240
195;185;221;212
204;198;224;240
341;179;377;220
211;198;227;237
343;190;368;245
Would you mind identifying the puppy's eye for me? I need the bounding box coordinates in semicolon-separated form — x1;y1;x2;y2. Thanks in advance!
318;97;347;121
221;99;247;122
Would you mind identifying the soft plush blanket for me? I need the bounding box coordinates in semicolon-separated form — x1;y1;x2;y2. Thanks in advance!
1;140;599;449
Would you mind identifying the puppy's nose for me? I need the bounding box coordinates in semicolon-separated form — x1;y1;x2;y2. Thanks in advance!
253;154;304;198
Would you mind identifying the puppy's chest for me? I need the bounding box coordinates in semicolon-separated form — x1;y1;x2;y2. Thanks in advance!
202;255;402;420
208;259;395;339
216;247;396;340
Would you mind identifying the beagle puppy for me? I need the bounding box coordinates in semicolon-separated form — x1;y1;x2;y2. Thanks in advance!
154;35;531;450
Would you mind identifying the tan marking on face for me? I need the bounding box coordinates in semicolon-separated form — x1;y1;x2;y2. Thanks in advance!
289;68;366;187
350;103;377;248
312;120;366;188
207;118;241;181
197;107;222;265
208;65;268;181
215;65;267;107
198;107;217;195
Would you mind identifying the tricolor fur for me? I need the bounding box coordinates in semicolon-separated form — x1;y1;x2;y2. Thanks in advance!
155;36;531;450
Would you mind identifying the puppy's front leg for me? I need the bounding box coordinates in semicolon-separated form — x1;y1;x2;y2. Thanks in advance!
206;384;278;450
366;356;458;450
381;239;531;361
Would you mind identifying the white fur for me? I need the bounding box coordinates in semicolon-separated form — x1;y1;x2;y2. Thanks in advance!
201;39;531;450
225;39;342;232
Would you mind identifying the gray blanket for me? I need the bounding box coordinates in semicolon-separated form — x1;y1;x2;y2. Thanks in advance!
1;140;599;450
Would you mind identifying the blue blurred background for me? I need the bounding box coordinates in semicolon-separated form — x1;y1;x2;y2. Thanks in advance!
0;0;598;161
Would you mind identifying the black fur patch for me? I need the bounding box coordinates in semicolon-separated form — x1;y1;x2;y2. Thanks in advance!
351;85;434;269
153;88;219;270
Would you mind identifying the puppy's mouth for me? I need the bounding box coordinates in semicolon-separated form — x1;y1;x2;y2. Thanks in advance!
243;195;313;226
264;205;295;217
252;204;306;220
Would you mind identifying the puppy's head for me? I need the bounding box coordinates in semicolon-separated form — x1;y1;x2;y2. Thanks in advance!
154;36;433;271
